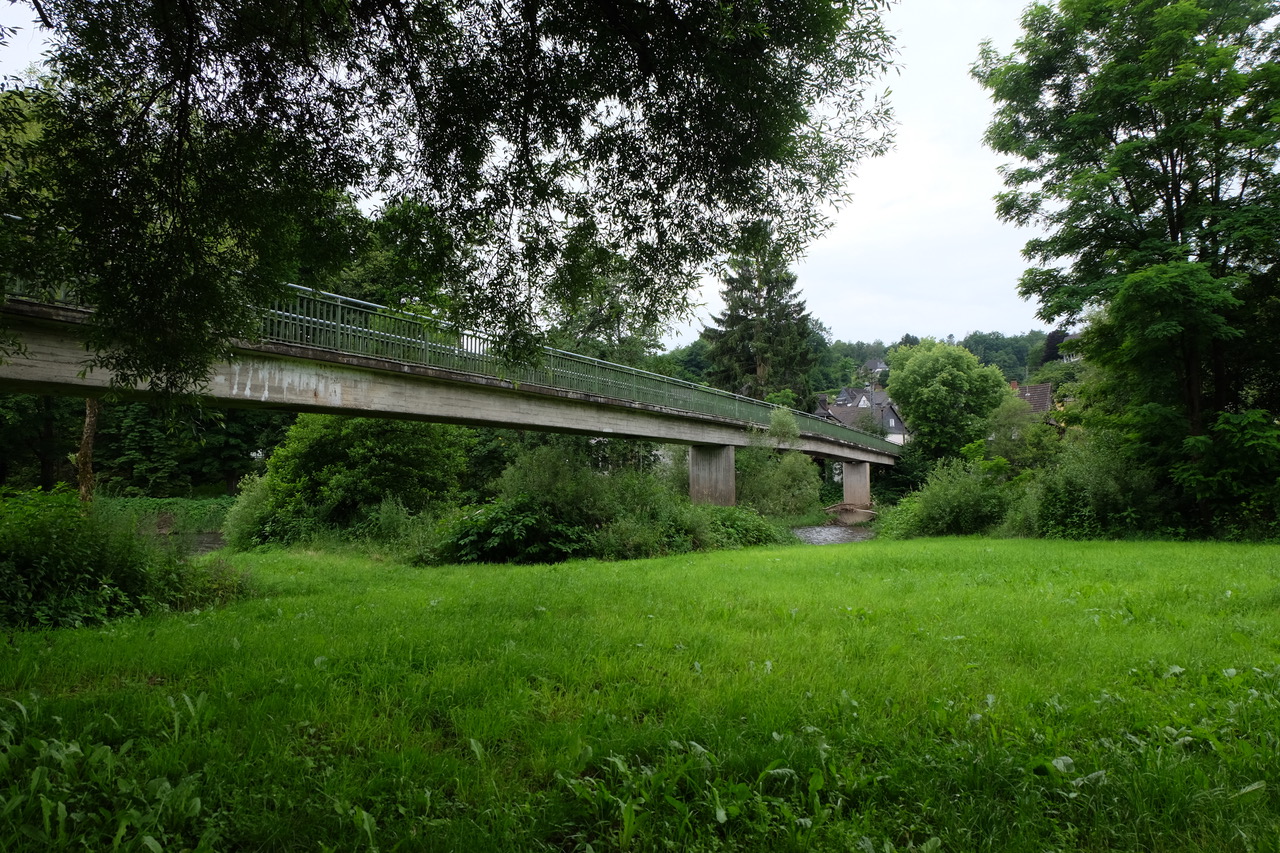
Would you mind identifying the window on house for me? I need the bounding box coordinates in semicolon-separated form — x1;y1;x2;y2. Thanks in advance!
889;417;895;427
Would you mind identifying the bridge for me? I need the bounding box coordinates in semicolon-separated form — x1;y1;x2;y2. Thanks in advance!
0;285;897;509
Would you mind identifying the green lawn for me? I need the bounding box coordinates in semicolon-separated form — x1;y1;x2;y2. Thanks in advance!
2;539;1278;851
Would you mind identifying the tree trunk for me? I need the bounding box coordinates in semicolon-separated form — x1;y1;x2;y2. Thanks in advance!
77;398;101;502
38;396;57;490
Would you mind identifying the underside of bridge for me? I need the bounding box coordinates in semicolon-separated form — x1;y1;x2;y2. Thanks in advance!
1;302;894;515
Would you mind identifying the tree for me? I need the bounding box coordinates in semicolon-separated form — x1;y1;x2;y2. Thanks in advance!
886;340;1011;461
960;330;1048;381
703;228;818;401
2;0;896;392
973;0;1280;427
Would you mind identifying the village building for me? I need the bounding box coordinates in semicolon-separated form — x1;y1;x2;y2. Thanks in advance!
815;387;910;445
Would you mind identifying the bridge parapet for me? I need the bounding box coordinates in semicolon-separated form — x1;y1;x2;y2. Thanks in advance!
3;283;901;462
257;286;900;458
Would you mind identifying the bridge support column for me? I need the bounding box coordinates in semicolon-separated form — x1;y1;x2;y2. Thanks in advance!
843;461;871;506
689;445;735;506
841;461;873;522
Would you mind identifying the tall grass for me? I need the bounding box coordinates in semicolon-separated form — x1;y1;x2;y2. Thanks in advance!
1;539;1278;850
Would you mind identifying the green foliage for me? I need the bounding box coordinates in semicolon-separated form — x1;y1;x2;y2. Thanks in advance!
763;389;799;410
7;0;897;388
1081;262;1244;437
886;340;1011;460
94;496;235;535
875;458;1019;539
0;394;292;496
766;406;801;442
873;493;922;540
225;415;473;547
985;396;1061;472
95;403;192;496
0;393;81;489
0;718;210;852
737;448;822;519
436;497;589;565
704;225;819;401
975;0;1280;518
645;337;713;384
960;329;1048;381
1013;433;1163;540
432;445;790;564
0;488;250;627
221;473;273;551
871;440;934;505
1;488;149;626
1173;409;1280;539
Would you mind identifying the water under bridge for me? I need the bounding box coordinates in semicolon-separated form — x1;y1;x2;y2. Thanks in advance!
0;285;898;509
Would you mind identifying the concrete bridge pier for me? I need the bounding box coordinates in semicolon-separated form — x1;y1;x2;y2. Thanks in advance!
824;460;875;524
843;461;871;507
689;445;735;506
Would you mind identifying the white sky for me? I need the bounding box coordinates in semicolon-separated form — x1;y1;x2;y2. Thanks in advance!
671;0;1049;347
1;0;1048;347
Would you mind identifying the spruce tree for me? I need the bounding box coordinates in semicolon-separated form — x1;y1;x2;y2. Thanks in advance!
703;234;816;402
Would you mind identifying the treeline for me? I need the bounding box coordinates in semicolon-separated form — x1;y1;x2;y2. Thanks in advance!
650;329;1048;407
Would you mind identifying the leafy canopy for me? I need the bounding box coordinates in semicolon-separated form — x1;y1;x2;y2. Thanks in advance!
2;0;897;391
974;0;1280;528
973;0;1280;419
886;340;1011;461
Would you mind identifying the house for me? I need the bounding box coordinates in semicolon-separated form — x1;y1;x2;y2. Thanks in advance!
1011;381;1053;414
815;387;909;445
860;358;889;387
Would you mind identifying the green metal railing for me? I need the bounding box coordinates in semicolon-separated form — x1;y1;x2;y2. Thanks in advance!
263;285;899;455
3;279;900;456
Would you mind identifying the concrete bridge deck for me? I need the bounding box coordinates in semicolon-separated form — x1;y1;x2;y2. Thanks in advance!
1;288;897;507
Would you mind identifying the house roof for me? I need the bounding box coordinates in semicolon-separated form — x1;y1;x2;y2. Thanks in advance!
815;387;907;436
1013;382;1054;413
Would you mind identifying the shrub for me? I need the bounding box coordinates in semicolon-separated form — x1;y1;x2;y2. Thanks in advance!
0;489;250;627
222;472;276;550
911;458;1015;536
873;494;923;540
436;497;588;564
428;447;792;564
1024;433;1157;539
223;415;473;547
689;504;794;549
737;449;822;519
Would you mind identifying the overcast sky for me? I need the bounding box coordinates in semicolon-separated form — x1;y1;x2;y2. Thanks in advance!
698;0;1049;347
1;0;1047;347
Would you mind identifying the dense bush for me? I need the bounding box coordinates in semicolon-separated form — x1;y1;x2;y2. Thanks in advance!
876;430;1170;542
0;489;251;627
223;415;473;547
1172;410;1280;540
433;496;589;564
426;446;792;564
1014;433;1160;539
737;448;822;519
912;458;1018;536
875;458;1019;539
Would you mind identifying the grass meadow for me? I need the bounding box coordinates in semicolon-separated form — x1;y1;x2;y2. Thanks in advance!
2;538;1279;851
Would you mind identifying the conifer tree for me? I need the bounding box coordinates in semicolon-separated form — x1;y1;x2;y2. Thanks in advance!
703;230;816;402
